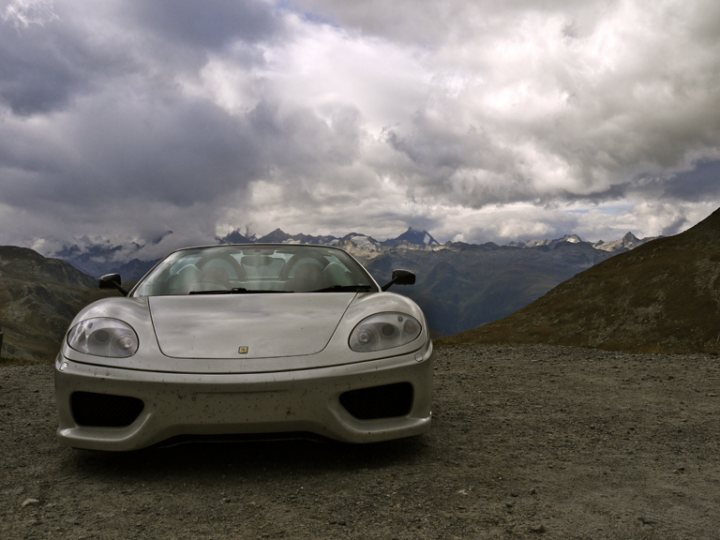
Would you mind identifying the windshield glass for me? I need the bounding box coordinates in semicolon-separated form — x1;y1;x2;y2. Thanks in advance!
132;245;377;296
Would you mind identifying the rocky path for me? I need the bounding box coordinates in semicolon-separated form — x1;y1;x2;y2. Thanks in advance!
2;345;720;539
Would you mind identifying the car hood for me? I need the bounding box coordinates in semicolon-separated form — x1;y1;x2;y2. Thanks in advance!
149;293;354;359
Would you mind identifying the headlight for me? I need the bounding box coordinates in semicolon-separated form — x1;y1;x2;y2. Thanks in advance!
67;318;139;358
349;312;422;352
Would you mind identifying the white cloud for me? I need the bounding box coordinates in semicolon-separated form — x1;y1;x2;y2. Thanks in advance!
2;0;58;28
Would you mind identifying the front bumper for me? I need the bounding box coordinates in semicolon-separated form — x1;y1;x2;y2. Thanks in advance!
55;345;433;451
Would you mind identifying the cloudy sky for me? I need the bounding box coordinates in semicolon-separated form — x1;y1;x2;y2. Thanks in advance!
1;0;719;257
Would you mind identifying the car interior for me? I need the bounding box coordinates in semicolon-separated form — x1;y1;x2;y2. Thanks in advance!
136;247;373;296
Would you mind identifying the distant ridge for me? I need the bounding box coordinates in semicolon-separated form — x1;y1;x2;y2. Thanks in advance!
447;207;720;353
56;226;651;280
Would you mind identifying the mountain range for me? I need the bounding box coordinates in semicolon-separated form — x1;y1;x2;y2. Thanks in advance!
448;208;720;353
51;227;653;282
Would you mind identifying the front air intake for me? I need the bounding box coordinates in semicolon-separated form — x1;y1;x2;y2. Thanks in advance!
71;392;144;427
339;383;413;420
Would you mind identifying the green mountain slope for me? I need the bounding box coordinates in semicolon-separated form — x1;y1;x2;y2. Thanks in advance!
447;208;720;353
0;247;107;361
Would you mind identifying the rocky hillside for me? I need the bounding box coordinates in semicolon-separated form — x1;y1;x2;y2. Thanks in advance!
0;247;106;361
448;208;720;353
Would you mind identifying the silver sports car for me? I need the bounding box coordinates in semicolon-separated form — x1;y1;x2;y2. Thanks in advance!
55;244;433;451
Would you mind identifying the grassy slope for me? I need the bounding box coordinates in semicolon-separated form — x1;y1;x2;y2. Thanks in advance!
445;208;720;353
0;246;115;361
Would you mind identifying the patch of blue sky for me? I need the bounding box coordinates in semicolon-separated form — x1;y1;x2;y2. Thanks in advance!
278;1;340;27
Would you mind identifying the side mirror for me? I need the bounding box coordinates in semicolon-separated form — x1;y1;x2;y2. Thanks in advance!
381;269;416;291
99;273;128;296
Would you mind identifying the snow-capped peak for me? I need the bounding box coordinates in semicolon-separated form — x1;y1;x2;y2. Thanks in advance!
563;234;582;244
593;232;650;252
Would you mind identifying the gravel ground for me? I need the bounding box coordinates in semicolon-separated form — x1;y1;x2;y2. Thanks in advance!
2;344;720;539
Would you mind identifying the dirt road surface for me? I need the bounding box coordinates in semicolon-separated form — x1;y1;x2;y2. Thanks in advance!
2;345;719;539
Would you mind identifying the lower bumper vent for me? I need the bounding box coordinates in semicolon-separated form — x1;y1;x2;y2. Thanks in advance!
339;383;413;420
71;392;144;427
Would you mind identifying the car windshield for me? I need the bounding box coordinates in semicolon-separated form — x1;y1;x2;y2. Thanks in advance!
132;245;378;296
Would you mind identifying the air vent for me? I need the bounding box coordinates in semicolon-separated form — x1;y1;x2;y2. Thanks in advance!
71;392;144;427
339;383;413;420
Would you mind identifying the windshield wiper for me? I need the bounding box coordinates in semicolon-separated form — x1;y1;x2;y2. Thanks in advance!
248;290;293;293
309;285;374;293
189;288;293;295
189;288;249;295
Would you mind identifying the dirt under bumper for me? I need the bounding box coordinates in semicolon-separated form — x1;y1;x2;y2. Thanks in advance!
55;345;433;451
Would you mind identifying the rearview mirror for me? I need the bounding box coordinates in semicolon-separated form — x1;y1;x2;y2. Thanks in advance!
381;269;416;291
99;273;128;296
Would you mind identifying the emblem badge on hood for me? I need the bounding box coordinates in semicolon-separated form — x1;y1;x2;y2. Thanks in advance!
238;346;249;354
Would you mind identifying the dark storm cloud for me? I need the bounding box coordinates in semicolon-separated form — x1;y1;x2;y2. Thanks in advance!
132;0;283;49
0;10;130;116
71;97;264;207
0;92;264;210
0;28;84;115
660;162;720;202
